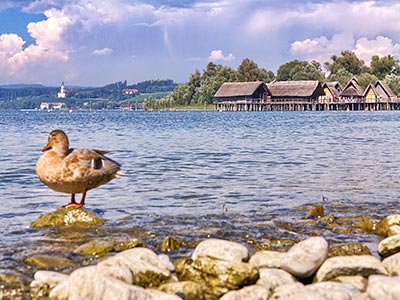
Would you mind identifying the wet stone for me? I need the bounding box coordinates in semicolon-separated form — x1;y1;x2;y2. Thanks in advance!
159;236;184;252
387;225;400;237
329;243;371;257
113;238;147;252
315;255;388;282
74;240;114;257
377;215;400;237
30;208;105;228
281;236;328;278
25;255;75;270
378;234;400;258
175;256;258;300
306;204;324;219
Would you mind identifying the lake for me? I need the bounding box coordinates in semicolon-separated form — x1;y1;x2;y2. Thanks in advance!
1;110;400;278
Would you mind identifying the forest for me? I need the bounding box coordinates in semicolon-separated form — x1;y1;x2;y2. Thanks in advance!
145;51;400;110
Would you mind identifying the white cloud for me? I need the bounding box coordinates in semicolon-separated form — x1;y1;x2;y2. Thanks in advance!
290;34;400;66
208;50;235;62
92;47;113;56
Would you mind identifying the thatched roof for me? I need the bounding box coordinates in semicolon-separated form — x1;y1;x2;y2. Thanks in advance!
324;82;341;98
376;80;396;98
214;81;267;98
340;77;364;97
267;80;322;97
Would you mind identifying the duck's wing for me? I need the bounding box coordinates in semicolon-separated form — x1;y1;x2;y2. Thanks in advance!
68;148;121;177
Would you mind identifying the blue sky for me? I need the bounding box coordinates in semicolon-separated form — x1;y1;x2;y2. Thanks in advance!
0;0;399;86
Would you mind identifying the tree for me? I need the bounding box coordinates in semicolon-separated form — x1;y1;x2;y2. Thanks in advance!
327;68;353;87
324;50;366;76
357;73;378;90
277;60;324;81
370;55;399;80
236;58;270;82
385;74;400;96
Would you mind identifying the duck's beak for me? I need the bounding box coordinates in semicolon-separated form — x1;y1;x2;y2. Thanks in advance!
42;143;52;152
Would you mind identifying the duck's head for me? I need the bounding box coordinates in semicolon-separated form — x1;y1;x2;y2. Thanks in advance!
42;129;69;155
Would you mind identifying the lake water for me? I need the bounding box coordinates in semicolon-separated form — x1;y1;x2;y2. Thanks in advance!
1;110;400;278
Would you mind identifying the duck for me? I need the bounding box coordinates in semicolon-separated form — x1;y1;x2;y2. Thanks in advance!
36;129;122;208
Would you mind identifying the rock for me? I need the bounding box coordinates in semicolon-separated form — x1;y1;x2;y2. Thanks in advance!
30;207;105;228
305;282;361;300
249;250;284;269
99;247;173;288
0;271;30;300
191;238;249;263
280;237;328;278
30;270;69;299
329;243;371;257
366;275;400;300
175;256;258;300
270;283;328;300
113;238;146;252
387;225;400;237
382;252;400;275
306;205;324;219
25;254;75;270
332;275;368;292
219;285;270;300
377;215;400;237
256;268;296;290
159;281;204;300
50;270;181;300
158;254;175;272
378;234;400;258
74;240;114;257
159;236;183;252
315;255;388;282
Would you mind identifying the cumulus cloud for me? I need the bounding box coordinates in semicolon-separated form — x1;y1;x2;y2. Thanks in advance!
290;34;400;66
92;47;113;56
208;50;235;62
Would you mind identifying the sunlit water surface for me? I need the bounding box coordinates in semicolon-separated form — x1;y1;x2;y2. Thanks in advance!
1;110;400;276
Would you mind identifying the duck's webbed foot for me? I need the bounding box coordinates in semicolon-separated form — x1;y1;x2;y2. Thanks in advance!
62;193;84;209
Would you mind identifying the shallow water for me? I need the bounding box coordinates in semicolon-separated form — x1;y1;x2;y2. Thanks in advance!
1;110;400;280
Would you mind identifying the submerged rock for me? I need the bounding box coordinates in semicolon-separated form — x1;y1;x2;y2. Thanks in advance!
30;208;105;228
306;205;325;219
329;243;371;257
159;281;204;300
159;236;184;252
74;240;114;258
113;238;147;252
25;255;75;270
280;236;328;278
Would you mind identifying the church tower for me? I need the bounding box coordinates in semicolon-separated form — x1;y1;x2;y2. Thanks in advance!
57;82;66;98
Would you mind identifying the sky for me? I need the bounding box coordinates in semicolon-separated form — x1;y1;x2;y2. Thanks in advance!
0;0;399;87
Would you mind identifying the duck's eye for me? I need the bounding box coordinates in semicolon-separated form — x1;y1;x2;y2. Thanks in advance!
91;158;104;170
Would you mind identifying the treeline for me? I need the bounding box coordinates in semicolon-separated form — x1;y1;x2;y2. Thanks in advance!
146;51;400;110
128;79;177;93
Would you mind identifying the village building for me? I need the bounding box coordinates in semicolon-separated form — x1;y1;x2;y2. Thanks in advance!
266;80;325;111
122;88;139;95
339;77;364;104
40;102;67;110
214;81;271;111
319;82;341;104
363;80;398;110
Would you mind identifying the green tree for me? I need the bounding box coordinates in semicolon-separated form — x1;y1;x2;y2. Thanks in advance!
327;68;353;87
324;50;366;76
370;55;399;79
385;74;400;96
277;60;324;81
356;73;378;90
236;58;270;82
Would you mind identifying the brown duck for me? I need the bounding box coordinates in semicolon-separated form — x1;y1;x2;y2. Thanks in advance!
36;129;122;208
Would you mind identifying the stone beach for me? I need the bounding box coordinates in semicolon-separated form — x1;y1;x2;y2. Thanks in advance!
3;206;400;299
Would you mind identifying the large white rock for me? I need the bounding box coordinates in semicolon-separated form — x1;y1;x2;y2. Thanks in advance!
378;234;400;258
191;238;249;263
382;252;400;275
315;255;388;282
31;270;69;289
219;285;270;300
249;250;284;269
270;283;328;300
280;236;328;278
366;275;400;300
256;268;296;290
99;247;172;287
305;282;361;300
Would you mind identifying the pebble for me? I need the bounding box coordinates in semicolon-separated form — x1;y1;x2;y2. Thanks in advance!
378;234;400;258
280;236;328;278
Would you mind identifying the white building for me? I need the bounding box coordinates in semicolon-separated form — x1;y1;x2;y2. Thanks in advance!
57;82;66;98
40;102;67;110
